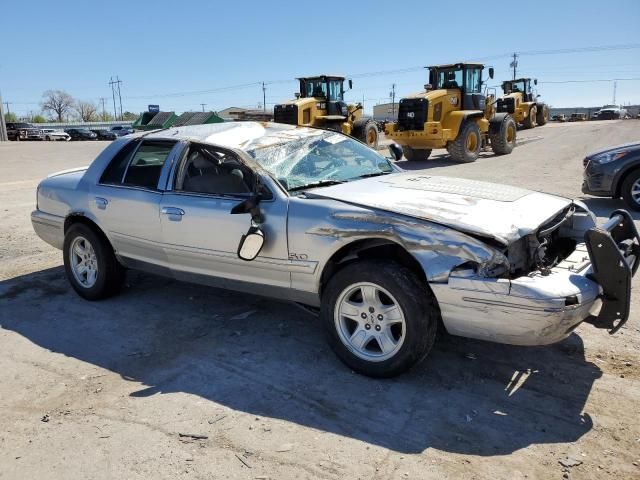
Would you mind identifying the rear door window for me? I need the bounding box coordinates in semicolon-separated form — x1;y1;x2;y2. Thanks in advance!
123;140;176;189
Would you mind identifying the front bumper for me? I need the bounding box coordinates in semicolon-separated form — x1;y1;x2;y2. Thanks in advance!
582;158;615;196
433;210;638;345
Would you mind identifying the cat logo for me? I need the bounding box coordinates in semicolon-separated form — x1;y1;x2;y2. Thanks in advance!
449;96;458;106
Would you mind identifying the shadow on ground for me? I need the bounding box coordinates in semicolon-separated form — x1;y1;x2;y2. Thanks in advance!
1;266;600;455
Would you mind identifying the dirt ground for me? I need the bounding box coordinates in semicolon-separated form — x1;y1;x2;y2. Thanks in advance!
1;121;639;480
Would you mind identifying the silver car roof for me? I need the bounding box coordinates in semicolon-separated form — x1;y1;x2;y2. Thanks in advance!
140;121;327;152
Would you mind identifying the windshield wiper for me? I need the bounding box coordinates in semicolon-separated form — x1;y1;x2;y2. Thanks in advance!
355;171;393;179
288;180;345;192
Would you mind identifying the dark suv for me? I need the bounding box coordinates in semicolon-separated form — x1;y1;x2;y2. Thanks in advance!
6;122;44;141
582;142;640;210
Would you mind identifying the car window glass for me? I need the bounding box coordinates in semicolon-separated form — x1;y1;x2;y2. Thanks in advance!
123;140;175;189
100;140;140;184
176;143;253;196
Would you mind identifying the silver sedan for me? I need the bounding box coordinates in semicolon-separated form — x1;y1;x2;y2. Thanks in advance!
31;122;639;377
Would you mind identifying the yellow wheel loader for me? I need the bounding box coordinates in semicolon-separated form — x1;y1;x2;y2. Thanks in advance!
274;75;379;148
385;63;517;163
497;78;548;129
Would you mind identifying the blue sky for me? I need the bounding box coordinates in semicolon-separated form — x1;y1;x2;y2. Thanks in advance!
2;0;639;117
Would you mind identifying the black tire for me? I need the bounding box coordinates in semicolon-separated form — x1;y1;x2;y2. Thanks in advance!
621;169;640;211
403;146;432;161
353;119;379;149
523;105;537;129
489;115;517;155
536;104;548;126
63;223;124;300
447;121;481;163
320;259;439;378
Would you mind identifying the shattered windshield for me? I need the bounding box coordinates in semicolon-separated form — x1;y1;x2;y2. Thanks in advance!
246;130;393;192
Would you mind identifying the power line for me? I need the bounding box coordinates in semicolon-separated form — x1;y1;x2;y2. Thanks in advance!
539;77;640;84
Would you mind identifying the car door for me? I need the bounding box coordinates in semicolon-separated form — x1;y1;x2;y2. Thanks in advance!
90;138;179;267
160;142;290;289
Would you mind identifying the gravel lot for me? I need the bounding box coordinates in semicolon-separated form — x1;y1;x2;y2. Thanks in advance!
1;121;639;480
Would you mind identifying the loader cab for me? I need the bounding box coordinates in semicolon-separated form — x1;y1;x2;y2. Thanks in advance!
298;75;349;117
428;63;487;111
502;78;535;102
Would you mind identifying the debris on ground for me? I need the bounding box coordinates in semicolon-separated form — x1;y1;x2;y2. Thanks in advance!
40;414;49;423
559;455;583;468
178;433;209;441
235;453;251;468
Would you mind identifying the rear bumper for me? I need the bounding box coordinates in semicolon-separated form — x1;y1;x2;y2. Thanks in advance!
433;210;638;345
31;210;64;250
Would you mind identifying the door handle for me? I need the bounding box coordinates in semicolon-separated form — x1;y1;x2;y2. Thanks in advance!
161;207;185;216
95;197;108;210
161;206;185;221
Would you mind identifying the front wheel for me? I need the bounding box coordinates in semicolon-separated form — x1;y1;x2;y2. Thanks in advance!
321;260;439;378
621;169;640;211
536;104;549;126
523;106;537;129
63;223;124;300
489;115;517;155
447;121;481;163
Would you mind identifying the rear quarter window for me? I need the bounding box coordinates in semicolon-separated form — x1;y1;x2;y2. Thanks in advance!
100;140;140;184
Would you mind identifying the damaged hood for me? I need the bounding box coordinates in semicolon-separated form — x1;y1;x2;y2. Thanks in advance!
308;173;572;245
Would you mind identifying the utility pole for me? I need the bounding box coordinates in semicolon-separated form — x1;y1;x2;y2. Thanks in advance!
510;53;518;80
109;76;123;120
99;97;107;120
262;82;266;112
390;83;396;119
3;101;11;114
613;80;617;105
0;90;7;141
200;103;207;112
109;77;118;120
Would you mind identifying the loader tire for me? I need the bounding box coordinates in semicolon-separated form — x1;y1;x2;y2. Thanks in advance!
536;104;549;126
403;146;432;161
447;121;481;163
489;115;517;155
523;105;537;129
352;119;379;149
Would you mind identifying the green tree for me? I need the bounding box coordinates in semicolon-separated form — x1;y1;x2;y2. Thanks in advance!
98;111;114;122
32;114;47;123
4;112;18;122
122;111;138;121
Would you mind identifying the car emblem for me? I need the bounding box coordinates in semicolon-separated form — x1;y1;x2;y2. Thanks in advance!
407;112;415;118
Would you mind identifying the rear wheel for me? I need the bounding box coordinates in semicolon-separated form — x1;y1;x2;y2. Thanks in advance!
447;121;481;163
523;105;537;129
536;104;549;126
489;115;517;155
621;169;640;211
403;146;432;161
63;223;124;300
321;260;439;378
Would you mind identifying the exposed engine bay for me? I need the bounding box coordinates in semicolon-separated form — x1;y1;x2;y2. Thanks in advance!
506;202;596;278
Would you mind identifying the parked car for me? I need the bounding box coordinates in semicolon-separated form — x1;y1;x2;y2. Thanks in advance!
552;114;567;122
31;122;638;377
591;112;600;120
6;122;44;141
42;129;70;141
90;129;117;140
110;125;134;137
583;142;640;210
65;128;98;140
569;113;588;122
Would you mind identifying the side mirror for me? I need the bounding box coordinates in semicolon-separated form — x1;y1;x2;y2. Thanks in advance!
348;79;353;90
230;193;264;223
488;67;494;79
388;142;403;161
534;79;538;85
294;92;301;99
237;226;265;261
